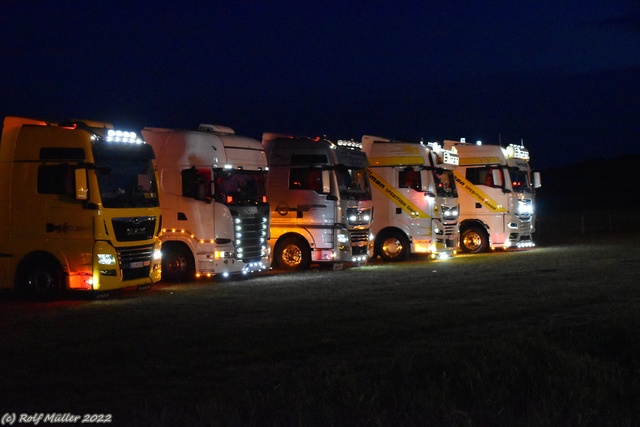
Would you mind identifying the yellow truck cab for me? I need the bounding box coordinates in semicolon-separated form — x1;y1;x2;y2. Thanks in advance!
0;116;162;299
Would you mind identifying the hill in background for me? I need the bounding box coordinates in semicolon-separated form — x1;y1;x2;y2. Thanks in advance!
535;154;639;239
537;154;639;211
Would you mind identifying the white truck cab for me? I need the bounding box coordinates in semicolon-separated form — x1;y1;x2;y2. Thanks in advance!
361;136;459;261
443;139;541;252
263;133;373;270
143;125;270;281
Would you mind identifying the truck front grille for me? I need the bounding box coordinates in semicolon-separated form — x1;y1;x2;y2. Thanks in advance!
112;216;157;242
350;230;369;245
229;205;270;262
519;221;532;233
443;224;457;236
235;217;267;261
117;245;153;281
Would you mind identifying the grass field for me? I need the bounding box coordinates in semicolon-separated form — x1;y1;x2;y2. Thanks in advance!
1;233;639;426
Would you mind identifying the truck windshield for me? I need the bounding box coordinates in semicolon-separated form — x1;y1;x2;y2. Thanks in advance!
509;168;532;193
336;167;372;201
214;170;267;205
432;169;458;198
94;145;159;208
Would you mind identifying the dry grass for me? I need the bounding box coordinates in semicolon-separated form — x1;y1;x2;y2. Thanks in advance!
1;234;640;426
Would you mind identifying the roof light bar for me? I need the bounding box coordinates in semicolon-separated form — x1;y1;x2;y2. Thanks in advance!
336;139;362;149
442;150;459;165
506;144;530;160
105;129;144;144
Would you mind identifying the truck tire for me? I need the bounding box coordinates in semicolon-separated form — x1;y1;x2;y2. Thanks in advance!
377;231;410;262
460;225;489;254
16;255;63;301
275;236;311;270
162;243;195;282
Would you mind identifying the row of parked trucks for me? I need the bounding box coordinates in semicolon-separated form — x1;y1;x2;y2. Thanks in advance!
0;116;541;299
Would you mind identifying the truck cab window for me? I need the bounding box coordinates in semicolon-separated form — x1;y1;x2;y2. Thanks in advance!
509;168;532;193
466;167;502;188
398;167;421;191
337;166;371;200
432;168;457;197
214;169;266;205
290;167;323;192
94;148;159;209
37;164;74;196
182;167;211;201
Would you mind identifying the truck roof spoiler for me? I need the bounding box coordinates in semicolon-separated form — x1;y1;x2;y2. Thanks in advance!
199;124;235;135
262;132;333;144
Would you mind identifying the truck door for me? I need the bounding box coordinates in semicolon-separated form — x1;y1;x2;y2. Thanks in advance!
12;162;93;270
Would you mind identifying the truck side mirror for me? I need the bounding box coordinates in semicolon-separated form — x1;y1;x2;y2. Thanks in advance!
533;171;542;189
75;168;88;200
420;170;429;192
321;170;331;194
491;169;503;187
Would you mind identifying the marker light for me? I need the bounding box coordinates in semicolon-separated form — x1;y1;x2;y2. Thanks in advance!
516;241;536;248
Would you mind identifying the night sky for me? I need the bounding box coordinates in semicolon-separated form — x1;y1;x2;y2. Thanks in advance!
1;1;639;169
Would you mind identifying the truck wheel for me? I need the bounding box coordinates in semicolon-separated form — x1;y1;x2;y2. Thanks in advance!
461;226;489;253
377;231;410;262
16;256;63;301
162;243;195;282
275;237;311;270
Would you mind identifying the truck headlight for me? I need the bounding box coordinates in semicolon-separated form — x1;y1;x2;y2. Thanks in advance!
442;205;459;219
97;253;117;265
518;201;533;215
346;208;372;225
